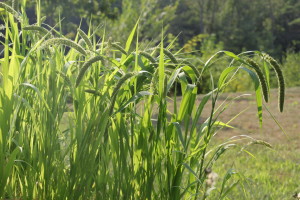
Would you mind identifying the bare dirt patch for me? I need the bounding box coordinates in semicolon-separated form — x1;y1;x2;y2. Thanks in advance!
200;87;300;147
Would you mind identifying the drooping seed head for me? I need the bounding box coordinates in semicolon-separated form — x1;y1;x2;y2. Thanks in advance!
39;38;87;56
163;48;178;64
109;72;137;115
111;43;127;56
75;55;104;87
23;25;51;36
0;2;21;22
179;59;201;82
78;28;93;50
150;68;159;94
262;53;285;112
139;51;158;66
85;89;101;96
245;58;269;103
78;39;85;47
12;0;16;11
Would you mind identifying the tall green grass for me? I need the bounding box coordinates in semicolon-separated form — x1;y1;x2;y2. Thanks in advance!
0;2;285;199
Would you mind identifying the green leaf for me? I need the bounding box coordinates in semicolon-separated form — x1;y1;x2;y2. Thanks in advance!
182;163;199;180
263;60;270;92
220;181;240;199
158;33;165;98
224;51;241;61
121;20;139;63
115;91;152;114
190;92;211;135
218;66;237;89
1;147;21;196
177;84;195;121
241;67;263;127
213;121;235;129
219;168;237;199
167;68;181;94
201;51;224;75
172;122;186;150
21;83;55;121
182;65;196;82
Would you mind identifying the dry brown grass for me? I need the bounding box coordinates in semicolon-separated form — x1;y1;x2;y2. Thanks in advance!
199;87;300;147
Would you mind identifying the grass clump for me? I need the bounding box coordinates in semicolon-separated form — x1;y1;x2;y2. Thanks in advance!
0;2;286;199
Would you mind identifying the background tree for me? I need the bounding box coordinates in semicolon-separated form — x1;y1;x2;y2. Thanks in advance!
3;0;299;90
168;0;300;56
103;0;178;46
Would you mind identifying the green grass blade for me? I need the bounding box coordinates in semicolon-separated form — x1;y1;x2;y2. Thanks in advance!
121;20;139;63
218;66;237;89
172;122;186;150
1;147;21;196
158;33;165;98
115;91;152;114
241;67;263;127
177;84;195;121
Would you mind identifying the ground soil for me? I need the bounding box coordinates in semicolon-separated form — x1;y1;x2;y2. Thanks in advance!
198;87;300;147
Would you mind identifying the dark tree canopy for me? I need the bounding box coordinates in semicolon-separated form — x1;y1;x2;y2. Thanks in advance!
3;0;300;56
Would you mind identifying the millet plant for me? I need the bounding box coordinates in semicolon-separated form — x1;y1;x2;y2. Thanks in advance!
0;1;285;199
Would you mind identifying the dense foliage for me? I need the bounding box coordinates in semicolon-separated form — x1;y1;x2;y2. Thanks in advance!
0;1;286;199
4;0;299;56
170;0;300;56
2;0;298;91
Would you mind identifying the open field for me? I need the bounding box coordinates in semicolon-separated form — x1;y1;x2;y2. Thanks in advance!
200;87;300;142
198;87;300;199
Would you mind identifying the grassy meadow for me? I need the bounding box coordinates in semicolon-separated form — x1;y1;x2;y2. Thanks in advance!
198;88;300;199
0;1;297;199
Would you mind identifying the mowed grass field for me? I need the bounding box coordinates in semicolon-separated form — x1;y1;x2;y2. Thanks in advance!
196;87;300;199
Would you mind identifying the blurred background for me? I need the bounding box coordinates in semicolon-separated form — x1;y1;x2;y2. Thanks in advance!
2;0;300;91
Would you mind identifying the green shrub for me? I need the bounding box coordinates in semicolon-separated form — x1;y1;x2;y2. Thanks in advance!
282;51;300;87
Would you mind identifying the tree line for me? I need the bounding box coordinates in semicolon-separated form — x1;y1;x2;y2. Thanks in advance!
7;0;298;58
2;0;300;88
